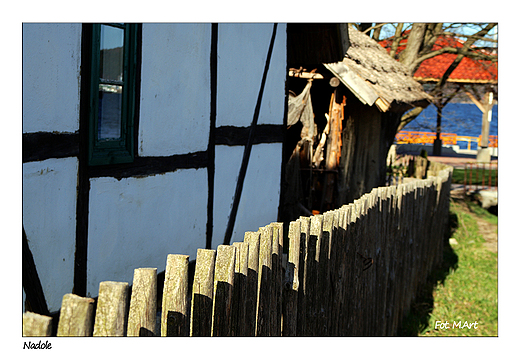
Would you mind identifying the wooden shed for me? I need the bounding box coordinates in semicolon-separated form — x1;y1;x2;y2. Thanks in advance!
281;26;432;221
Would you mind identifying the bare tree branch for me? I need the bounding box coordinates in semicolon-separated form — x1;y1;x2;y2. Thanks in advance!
413;46;497;66
398;107;424;132
433;23;497;91
399;23;427;72
362;22;387;35
389;23;404;59
371;23;385;41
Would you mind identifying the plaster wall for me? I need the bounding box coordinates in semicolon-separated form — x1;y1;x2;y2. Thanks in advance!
138;23;211;156
22;157;79;312
212;143;283;247
217;23;286;127
22;23;81;134
86;168;208;297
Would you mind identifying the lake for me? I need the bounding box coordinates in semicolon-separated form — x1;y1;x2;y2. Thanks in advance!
403;102;498;150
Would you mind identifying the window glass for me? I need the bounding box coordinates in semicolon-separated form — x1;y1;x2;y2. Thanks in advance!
99;25;124;82
98;84;122;139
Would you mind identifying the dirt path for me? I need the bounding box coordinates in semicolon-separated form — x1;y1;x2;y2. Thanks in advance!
478;219;498;253
451;190;498;253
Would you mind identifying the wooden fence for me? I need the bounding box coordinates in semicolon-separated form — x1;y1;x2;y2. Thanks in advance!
23;165;453;337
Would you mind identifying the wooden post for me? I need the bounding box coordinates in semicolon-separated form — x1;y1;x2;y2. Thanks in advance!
296;216;310;335
270;222;283;336
23;312;52;337
57;294;95;336
161;255;189;336
319;211;334;335
333;207;349;335
231;242;249;336
127;268;157;337
93;281;129;336
305;214;322;335
190;249;216;337
244;231;260;336
282;220;300;336
256;225;273;336
211;245;236;337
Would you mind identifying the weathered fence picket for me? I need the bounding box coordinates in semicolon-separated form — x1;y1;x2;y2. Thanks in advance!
57;293;95;336
244;231;260;336
297;216;310;335
270;222;283;336
255;225;273;336
190;249;216;337
23;165;453;337
231;242;249;336
161;254;189;336
23;312;52;337
127;268;157;337
93;281;129;336
211;245;236;337
282;220;300;336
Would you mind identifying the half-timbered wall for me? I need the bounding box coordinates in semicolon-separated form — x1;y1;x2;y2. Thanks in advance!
22;23;287;312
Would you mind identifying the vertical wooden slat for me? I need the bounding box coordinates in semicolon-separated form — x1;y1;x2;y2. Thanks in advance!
23;312;52;337
270;222;283;336
282;220;300;336
256;225;273;336
231;242;249;336
305;214;322;335
161;254;189;337
57;293;95;336
296;216;310;335
127;268;157;337
211;245;236;337
190;249;216;337
377;187;390;336
335;206;349;335
319;211;334;335
244;231;260;336
93;281;129;336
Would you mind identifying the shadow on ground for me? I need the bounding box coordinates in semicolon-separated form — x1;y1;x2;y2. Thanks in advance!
397;210;459;336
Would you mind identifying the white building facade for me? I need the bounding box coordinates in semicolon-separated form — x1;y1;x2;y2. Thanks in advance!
23;23;287;313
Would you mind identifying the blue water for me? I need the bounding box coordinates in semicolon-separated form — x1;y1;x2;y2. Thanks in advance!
403;103;498;150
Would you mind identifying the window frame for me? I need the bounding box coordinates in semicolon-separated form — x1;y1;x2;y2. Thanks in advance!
88;23;138;166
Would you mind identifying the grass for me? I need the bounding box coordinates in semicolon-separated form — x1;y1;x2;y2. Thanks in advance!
451;167;498;186
398;195;498;336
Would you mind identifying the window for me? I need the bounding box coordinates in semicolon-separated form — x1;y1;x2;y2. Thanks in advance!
88;23;138;166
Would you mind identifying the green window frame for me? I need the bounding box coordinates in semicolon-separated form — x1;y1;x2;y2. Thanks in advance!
88;23;138;166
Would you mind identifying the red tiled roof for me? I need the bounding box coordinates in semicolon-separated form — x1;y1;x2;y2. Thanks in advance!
379;33;497;83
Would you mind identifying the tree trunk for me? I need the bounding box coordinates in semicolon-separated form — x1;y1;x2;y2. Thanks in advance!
399;23;427;73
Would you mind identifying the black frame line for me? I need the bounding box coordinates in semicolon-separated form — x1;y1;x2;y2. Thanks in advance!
73;23;94;298
223;23;278;246
207;23;218;250
22;227;50;317
23;23;286;311
215;124;284;146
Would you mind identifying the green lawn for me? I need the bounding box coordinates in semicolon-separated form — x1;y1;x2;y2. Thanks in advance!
451;167;497;187
398;196;498;336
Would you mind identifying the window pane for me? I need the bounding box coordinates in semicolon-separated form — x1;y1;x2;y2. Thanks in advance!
100;25;124;82
98;84;122;140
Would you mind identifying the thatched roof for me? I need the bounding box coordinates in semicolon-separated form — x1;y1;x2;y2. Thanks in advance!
324;26;432;112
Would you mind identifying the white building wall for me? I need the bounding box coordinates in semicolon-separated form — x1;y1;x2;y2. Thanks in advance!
217;23;286;127
212;143;283;247
22;23;81;134
86;169;208;297
22;157;79;312
138;23;211;156
212;23;286;246
22;23;287;309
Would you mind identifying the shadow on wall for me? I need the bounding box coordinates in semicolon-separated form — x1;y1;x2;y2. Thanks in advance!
397;210;459;336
